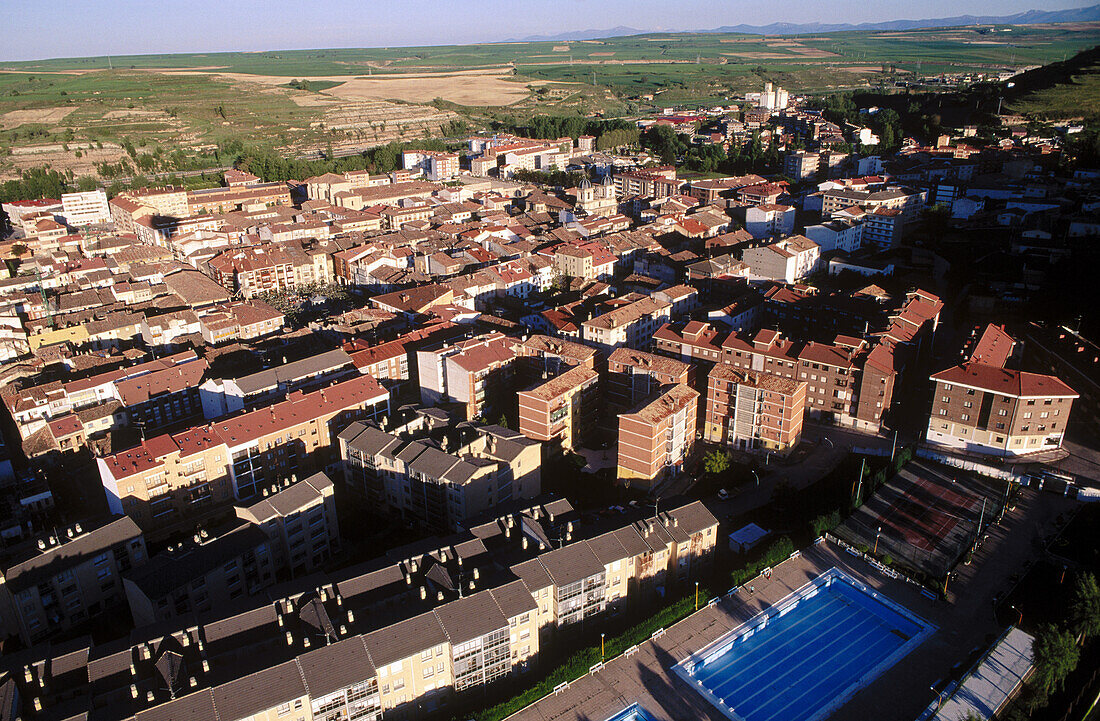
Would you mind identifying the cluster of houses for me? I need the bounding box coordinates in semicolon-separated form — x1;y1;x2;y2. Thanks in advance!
0;86;1087;721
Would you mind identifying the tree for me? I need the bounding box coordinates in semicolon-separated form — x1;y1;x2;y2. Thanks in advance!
1030;624;1079;693
703;449;731;476
1070;572;1100;642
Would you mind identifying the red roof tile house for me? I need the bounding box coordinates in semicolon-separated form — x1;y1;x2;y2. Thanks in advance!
98;374;390;536
926;363;1078;457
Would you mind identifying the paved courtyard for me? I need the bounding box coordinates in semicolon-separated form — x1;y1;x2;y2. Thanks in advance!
506;486;1074;721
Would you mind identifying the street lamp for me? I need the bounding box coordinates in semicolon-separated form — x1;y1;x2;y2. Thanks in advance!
1010;604;1023;626
695;581;700;610
873;526;882;555
601;633;606;660
750;470;759;488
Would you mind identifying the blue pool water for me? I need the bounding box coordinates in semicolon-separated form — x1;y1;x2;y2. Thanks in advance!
676;569;933;721
603;704;658;721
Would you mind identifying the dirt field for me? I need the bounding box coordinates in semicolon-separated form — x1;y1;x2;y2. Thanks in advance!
1;107;76;129
2;145;127;181
159;68;532;106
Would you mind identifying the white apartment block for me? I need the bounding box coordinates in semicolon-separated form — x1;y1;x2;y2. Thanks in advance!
61;189;111;226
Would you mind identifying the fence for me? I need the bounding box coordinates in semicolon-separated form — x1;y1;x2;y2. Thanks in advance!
915;447;1026;483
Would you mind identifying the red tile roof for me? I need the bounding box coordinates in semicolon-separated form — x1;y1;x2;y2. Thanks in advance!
930;362;1077;398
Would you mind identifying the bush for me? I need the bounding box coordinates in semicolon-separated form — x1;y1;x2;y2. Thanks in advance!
882;555;893;566
811;509;842;537
730;537;795;587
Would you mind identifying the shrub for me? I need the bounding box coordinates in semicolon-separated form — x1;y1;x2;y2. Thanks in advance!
811;509;842;537
730;536;795;586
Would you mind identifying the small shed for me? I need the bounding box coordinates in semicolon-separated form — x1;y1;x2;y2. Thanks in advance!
728;523;770;554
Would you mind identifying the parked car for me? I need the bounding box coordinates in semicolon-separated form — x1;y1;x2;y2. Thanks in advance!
717;489;729;501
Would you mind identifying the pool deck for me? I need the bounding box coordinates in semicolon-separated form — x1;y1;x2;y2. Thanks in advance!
505;487;1073;721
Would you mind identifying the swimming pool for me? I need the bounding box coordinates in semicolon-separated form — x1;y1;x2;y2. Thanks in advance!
674;568;934;721
603;703;659;721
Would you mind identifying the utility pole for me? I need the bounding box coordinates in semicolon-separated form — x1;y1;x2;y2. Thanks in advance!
972;498;986;554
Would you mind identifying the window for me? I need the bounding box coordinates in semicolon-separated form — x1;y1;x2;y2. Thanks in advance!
961;414;970;421
277;702;292;716
939;409;948;416
393;678;405;691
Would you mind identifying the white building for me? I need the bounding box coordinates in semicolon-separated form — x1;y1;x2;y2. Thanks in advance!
61;189;111;226
804;219;863;253
742;235;821;284
745;204;796;239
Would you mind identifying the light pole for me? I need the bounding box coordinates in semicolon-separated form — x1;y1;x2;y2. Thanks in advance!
601;633;606;660
695;581;700;610
1010;604;1023;626
751;470;759;488
873;526;882;555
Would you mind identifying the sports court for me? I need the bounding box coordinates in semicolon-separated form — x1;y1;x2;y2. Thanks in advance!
837;460;1006;578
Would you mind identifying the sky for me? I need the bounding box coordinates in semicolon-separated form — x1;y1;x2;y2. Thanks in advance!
3;0;1094;62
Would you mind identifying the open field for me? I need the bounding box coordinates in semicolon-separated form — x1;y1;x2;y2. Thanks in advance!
0;23;1097;181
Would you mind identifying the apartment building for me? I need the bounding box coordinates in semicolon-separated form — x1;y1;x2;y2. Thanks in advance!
187;182;291;215
926;362;1078;457
822;185;926;224
721;329;898;432
0;499;716;721
199;349;358;418
745;204;796;239
3;350;205;440
703;364;806;453
804;219;863;253
125;472;341;626
339;415;541;530
652;285;700;319
236;471;341;577
114;355;208;430
607;347;692;409
861;207;904;250
98;374;391;534
552;242;616;281
417;332;517;421
115;186;189;219
784;151;820;181
581;297;671;356
612;168;681;199
60;189;111;226
403;151;461;182
616;384;699;489
742;235;821;284
206;243;316;298
517;364;599;450
123;521;276;626
514;334;597;384
0;517;145;644
651;319;730;367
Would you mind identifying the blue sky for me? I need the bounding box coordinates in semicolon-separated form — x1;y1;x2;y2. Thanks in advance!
3;0;1093;61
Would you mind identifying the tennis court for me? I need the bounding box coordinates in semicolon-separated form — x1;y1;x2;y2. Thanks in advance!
837;460;1006;578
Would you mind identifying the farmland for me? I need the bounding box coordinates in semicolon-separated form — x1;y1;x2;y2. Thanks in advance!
0;23;1098;181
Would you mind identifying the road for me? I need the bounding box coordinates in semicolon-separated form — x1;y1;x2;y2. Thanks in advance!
701;421;898;522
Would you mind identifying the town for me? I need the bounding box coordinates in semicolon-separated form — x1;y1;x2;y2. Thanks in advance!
0;24;1099;721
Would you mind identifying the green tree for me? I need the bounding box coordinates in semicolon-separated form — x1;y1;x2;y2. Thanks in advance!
1070;572;1100;642
1030;624;1079;693
703;449;731;476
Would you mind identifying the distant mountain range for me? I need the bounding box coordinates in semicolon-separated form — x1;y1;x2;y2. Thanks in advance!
508;4;1100;42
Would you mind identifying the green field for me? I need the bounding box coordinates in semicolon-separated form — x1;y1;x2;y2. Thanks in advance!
0;23;1097;182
